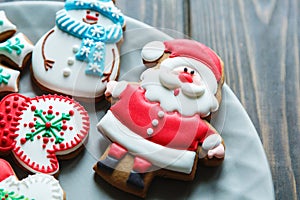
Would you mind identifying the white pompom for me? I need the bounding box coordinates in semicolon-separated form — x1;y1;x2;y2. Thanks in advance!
141;41;165;62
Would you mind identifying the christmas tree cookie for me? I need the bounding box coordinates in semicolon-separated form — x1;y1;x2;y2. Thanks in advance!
32;0;126;101
0;93;90;175
0;158;65;200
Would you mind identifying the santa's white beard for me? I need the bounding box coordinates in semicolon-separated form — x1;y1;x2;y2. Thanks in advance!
140;68;219;117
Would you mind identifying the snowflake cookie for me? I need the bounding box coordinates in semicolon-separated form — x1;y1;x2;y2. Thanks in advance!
0;94;90;175
0;158;65;200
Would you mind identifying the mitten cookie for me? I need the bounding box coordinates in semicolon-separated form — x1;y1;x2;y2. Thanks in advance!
0;11;16;42
0;94;90;175
32;0;126;101
0;158;65;200
94;39;225;197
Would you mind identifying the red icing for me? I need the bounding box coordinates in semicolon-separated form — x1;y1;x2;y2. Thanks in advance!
164;39;222;81
110;85;215;151
132;156;152;173
108;143;127;159
0;159;14;182
0;94;90;175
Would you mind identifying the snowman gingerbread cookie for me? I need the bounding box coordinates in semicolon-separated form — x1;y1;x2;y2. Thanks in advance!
0;93;90;175
0;159;65;200
32;0;125;101
94;39;226;197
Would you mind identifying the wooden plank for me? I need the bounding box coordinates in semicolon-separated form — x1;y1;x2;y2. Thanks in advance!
190;0;300;199
116;0;188;38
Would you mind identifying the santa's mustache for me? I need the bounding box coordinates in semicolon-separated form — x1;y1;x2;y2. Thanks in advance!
159;69;205;98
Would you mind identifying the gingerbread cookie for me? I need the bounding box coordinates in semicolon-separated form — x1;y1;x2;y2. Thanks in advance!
0;158;65;200
0;64;20;94
94;39;225;197
0;33;34;70
0;11;16;42
0;93;90;175
32;0;126;101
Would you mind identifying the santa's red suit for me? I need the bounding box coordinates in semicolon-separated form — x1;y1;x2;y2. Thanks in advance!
99;83;218;174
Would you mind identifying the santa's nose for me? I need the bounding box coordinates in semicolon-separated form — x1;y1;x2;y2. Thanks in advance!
86;14;98;21
179;72;193;83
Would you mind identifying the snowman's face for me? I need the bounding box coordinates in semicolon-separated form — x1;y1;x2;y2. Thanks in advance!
68;10;115;27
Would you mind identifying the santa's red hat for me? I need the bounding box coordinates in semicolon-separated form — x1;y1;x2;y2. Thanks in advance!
141;39;223;82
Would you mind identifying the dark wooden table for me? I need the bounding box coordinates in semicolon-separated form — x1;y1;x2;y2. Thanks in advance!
2;1;299;199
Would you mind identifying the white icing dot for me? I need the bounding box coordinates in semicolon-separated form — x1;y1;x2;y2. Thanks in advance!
67;57;75;65
63;68;71;77
72;45;79;53
152;119;159;127
158;111;165;118
147;128;154;136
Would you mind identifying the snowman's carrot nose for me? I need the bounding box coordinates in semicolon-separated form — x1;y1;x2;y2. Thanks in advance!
86;14;98;21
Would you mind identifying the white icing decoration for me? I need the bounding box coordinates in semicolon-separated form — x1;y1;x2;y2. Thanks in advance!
79;46;90;56
0;174;64;200
93;51;104;62
72;45;79;53
83;38;94;46
98;110;196;174
0;11;16;36
13;96;88;174
152;119;159;127
88;62;102;73
32;6;122;98
141;57;219;117
141;41;165;62
63;68;71;77
147;128;154;136
158;111;164;118
0;33;34;69
0;64;20;93
67;57;75;65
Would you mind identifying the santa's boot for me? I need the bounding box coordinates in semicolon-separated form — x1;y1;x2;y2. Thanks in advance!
127;157;152;189
97;143;127;172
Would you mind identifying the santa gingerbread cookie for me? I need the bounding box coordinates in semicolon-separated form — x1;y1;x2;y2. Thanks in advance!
32;0;126;101
0;93;89;175
94;39;225;197
0;159;65;200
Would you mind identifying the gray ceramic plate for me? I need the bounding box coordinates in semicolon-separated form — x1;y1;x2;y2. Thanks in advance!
1;1;274;199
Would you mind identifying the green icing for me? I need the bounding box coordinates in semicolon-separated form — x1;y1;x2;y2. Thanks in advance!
0;20;3;26
0;37;24;55
0;188;33;200
0;68;11;85
25;109;72;144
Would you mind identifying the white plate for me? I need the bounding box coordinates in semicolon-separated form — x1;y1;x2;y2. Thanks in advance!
1;1;274;199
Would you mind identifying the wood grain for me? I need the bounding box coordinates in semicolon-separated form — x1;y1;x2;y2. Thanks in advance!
190;0;300;199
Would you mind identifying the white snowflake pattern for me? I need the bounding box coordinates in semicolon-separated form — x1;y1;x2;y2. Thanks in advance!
89;0;98;7
100;4;110;12
80;46;90;57
75;0;85;6
111;9;122;19
83;38;94;46
93;51;104;62
95;42;105;50
90;26;105;37
88;63;102;73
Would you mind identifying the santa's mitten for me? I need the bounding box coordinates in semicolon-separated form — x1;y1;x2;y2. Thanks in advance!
0;158;65;200
199;134;225;167
0;94;89;175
